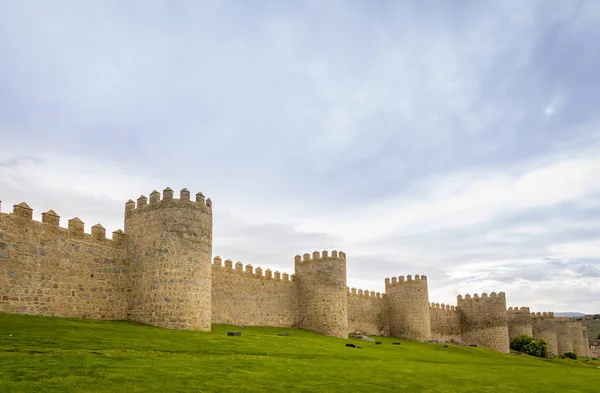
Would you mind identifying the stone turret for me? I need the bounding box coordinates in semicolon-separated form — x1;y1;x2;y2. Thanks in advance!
385;275;431;341
457;292;509;353
507;306;533;340
124;187;213;330
531;312;557;355
570;322;587;357
555;318;574;355
294;250;348;338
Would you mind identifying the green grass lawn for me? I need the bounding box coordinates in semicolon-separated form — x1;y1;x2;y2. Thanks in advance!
1;313;599;392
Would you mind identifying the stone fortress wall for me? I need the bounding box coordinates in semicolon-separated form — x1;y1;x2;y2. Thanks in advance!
457;292;510;353
507;307;533;340
0;187;592;357
531;312;558;354
429;303;461;342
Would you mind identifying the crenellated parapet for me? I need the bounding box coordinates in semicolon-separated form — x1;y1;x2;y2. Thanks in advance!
125;187;212;220
530;311;557;354
295;250;348;338
348;287;383;299
0;202;125;247
531;311;555;318
457;292;509;353
385;274;427;289
385;273;431;341
294;250;346;264
212;256;294;283
430;303;457;312
506;306;533;341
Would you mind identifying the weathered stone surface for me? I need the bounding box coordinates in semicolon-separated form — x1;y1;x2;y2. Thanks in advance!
457;292;510;353
386;275;431;342
507;307;533;341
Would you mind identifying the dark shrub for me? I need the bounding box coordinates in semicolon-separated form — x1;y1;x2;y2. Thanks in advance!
564;352;577;360
510;335;548;358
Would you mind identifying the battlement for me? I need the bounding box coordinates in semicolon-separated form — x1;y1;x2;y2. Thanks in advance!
0;202;126;246
125;187;212;217
294;250;346;264
530;311;555;318
507;306;530;314
348;287;383;299
457;291;506;303
384;274;427;289
212;256;294;282
429;302;457;312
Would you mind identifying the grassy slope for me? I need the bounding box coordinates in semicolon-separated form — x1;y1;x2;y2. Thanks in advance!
0;313;599;393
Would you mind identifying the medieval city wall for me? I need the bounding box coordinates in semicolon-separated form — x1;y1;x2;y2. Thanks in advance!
0;187;583;354
295;251;348;339
211;256;297;327
569;322;587;357
347;288;387;335
125;188;213;331
531;312;557;355
457;292;510;353
506;307;533;340
429;303;461;342
385;275;431;341
0;203;128;320
555;318;574;355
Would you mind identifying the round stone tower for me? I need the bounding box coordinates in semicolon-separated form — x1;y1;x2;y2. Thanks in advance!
507;306;533;341
531;312;557;355
457;292;509;353
569;322;587;357
124;187;213;331
294;250;348;339
385;274;431;341
555;318;574;355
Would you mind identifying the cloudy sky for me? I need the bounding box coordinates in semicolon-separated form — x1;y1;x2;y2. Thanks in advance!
1;0;599;313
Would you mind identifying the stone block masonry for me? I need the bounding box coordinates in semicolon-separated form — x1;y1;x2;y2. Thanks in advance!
0;187;585;356
457;292;510;353
507;307;533;341
531;312;558;355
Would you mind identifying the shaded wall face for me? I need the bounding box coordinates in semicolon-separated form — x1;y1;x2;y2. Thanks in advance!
531;317;558;355
211;263;296;327
295;254;348;339
555;320;574;355
458;295;509;353
386;278;431;341
569;323;587;357
429;307;461;342
125;199;212;331
347;293;387;335
0;212;128;319
507;312;533;341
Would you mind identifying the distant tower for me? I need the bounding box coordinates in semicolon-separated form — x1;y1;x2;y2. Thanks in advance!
570;322;587;357
555;318;573;355
531;312;557;355
385;275;431;341
457;292;510;353
125;188;213;330
582;326;591;357
507;307;533;341
294;250;348;338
